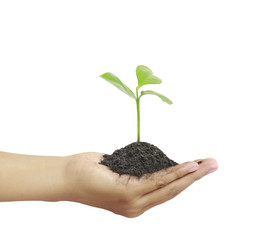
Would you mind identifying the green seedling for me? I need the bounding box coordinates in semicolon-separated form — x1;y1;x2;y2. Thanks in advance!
100;65;172;142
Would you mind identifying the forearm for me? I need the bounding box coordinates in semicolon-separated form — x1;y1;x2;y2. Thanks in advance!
0;151;69;202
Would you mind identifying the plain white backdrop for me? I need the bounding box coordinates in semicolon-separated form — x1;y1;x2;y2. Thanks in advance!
0;0;270;239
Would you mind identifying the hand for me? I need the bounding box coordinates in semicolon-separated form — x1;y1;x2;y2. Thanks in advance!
64;152;218;218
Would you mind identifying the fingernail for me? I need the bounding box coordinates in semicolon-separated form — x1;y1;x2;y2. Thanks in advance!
188;164;198;173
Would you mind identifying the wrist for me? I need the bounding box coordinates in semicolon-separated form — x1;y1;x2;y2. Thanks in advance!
44;155;71;202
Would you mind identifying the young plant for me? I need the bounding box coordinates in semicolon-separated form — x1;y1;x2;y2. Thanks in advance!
100;65;172;142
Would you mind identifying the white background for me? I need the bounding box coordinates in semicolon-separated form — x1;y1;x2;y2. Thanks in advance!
0;0;270;239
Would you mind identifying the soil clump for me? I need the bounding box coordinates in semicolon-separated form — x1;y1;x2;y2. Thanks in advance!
100;142;178;177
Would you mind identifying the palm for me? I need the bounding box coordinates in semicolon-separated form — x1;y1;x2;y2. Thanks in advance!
65;152;217;218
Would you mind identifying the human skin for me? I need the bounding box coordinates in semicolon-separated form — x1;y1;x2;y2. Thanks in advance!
0;151;218;218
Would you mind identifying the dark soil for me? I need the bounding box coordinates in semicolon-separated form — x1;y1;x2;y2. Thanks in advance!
100;142;178;177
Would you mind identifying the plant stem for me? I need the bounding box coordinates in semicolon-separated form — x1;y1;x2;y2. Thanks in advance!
136;87;140;142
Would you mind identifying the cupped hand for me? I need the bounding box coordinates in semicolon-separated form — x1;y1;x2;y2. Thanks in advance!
64;152;218;218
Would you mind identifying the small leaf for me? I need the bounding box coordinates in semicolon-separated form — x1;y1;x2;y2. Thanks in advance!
140;90;173;104
136;65;162;88
100;72;136;99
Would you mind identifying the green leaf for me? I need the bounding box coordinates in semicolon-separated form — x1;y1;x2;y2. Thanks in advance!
140;90;173;104
136;65;162;88
100;72;136;99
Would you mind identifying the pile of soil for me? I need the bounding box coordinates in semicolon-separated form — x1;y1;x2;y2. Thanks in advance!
100;142;178;177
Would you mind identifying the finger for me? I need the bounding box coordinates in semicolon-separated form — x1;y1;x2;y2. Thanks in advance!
139;158;218;213
133;161;199;195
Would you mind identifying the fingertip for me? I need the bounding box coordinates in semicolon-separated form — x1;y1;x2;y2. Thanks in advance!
207;168;217;175
205;158;218;170
197;158;218;176
207;159;218;174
